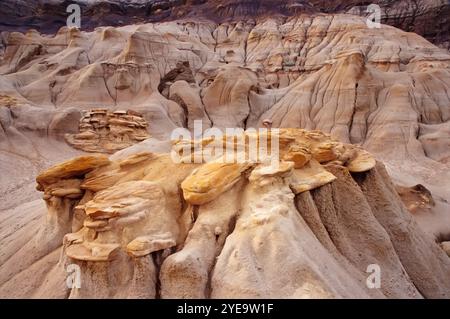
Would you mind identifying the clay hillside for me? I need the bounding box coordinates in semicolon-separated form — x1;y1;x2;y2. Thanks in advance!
1;0;449;49
0;0;449;298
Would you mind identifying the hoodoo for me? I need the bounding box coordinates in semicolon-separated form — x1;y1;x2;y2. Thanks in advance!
1;129;449;298
0;0;449;299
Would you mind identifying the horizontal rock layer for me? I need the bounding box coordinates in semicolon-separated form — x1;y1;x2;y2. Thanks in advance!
65;109;150;153
0;9;450;299
1;14;449;200
1;129;448;298
0;1;448;49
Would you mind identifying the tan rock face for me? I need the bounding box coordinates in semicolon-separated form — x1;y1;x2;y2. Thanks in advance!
1;12;450;299
288;159;337;194
4;128;443;299
65;109;150;153
1;16;449;208
30;154;112;256
36;154;110;186
181;162;253;205
178;128;376;205
2;14;449;155
66;180;178;261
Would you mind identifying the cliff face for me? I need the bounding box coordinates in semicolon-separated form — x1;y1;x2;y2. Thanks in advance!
1;129;449;298
0;2;450;299
1;0;449;49
337;0;450;50
1;14;449;191
0;0;313;34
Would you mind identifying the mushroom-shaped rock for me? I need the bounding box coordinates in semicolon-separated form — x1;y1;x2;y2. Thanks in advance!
346;149;376;173
182;160;254;205
66;241;121;262
288;159;337;194
65;180;179;261
36;154;110;188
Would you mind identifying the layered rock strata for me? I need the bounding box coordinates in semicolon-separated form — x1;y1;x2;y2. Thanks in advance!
2;129;446;299
65;109;150;153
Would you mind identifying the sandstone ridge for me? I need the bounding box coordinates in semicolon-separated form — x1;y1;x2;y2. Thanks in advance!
1;129;449;299
1;10;450;299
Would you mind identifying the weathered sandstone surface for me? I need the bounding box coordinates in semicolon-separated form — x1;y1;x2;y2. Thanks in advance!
65;109;150;153
0;9;449;298
1;14;449;207
0;129;449;298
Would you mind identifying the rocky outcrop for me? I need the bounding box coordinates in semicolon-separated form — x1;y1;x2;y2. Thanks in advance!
2;15;449;155
1;129;449;298
65;109;150;153
0;1;315;34
1;1;448;49
1;4;450;299
1;12;449;240
35;154;111;244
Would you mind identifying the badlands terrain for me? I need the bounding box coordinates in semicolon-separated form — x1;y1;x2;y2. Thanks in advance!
0;0;450;298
